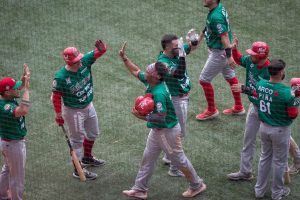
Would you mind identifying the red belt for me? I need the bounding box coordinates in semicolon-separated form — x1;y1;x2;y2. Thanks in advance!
1;138;24;142
179;93;188;97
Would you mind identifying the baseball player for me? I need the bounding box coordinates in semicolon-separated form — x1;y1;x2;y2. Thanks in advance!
157;33;199;176
196;0;245;120
227;35;300;181
119;43;206;199
254;59;298;200
51;40;107;180
0;64;30;200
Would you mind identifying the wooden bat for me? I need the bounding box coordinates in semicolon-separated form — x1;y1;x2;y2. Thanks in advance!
60;125;86;182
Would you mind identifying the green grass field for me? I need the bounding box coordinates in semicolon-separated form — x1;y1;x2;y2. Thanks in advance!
1;0;300;199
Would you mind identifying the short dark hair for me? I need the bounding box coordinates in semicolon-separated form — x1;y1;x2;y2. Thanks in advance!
217;0;220;3
161;34;178;50
268;59;286;76
155;62;169;80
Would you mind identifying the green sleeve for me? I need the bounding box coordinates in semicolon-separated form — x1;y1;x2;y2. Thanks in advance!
153;93;167;113
138;71;149;85
82;51;95;67
286;90;299;107
52;78;65;93
184;43;191;55
211;17;228;35
239;55;249;68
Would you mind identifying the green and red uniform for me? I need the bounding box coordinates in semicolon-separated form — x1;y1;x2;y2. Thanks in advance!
255;79;298;199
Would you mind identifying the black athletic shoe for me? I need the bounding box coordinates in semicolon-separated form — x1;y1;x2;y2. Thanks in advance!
81;156;106;167
72;168;98;180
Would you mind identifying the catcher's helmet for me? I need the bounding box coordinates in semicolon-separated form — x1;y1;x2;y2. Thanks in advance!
63;47;83;66
134;93;155;116
246;41;269;59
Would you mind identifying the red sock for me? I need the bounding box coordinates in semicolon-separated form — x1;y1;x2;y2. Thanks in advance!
199;80;216;112
83;138;94;158
226;77;243;109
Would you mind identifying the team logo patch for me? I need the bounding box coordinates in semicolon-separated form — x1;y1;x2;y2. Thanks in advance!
273;91;279;96
4;104;11;111
156;102;163;111
65;77;71;85
217;24;223;33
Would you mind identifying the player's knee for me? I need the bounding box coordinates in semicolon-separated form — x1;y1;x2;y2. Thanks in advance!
199;80;211;87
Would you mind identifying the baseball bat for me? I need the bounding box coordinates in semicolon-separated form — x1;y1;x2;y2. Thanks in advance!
60;125;86;182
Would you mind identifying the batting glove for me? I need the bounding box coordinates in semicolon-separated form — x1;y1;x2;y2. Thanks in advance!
55;115;64;126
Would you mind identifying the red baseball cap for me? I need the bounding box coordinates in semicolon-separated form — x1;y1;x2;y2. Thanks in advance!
63;47;83;66
246;41;269;59
0;77;22;94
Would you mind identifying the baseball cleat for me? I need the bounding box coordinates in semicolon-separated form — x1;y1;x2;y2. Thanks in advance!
288;164;300;174
73;168;98;180
223;106;245;115
196;109;219;120
81;156;106;167
227;171;254;181
272;187;290;200
168;169;185;177
182;183;206;198
122;189;148;199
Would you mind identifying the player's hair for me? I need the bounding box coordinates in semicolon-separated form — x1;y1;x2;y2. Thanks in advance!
268;59;286;76
161;34;178;50
155;62;169;81
217;0;220;3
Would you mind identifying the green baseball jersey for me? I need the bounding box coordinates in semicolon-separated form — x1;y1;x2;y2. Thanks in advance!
204;3;232;49
52;51;96;108
157;44;191;96
240;55;270;105
138;72;178;128
256;79;297;126
138;71;151;93
0;99;27;140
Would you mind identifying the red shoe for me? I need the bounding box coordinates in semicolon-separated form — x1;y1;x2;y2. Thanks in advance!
196;109;219;121
223;106;245;115
122;189;148;199
182;183;207;198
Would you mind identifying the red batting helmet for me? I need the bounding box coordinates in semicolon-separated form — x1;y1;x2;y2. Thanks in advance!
246;41;269;59
291;78;300;97
134;93;155;116
63;47;83;66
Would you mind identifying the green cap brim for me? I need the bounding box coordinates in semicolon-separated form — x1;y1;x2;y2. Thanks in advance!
12;80;22;90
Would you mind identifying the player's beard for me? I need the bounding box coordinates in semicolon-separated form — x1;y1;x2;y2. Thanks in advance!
171;48;180;57
281;73;285;80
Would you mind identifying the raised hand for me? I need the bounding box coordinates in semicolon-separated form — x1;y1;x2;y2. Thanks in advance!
231;33;238;49
119;41;128;60
95;40;107;52
23;63;30;90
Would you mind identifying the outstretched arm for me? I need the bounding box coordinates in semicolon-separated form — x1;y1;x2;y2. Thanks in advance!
14;64;30;117
119;41;141;78
94;39;107;60
231;33;242;65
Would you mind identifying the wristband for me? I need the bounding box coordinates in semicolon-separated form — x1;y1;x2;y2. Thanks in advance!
225;48;232;58
21;99;30;106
